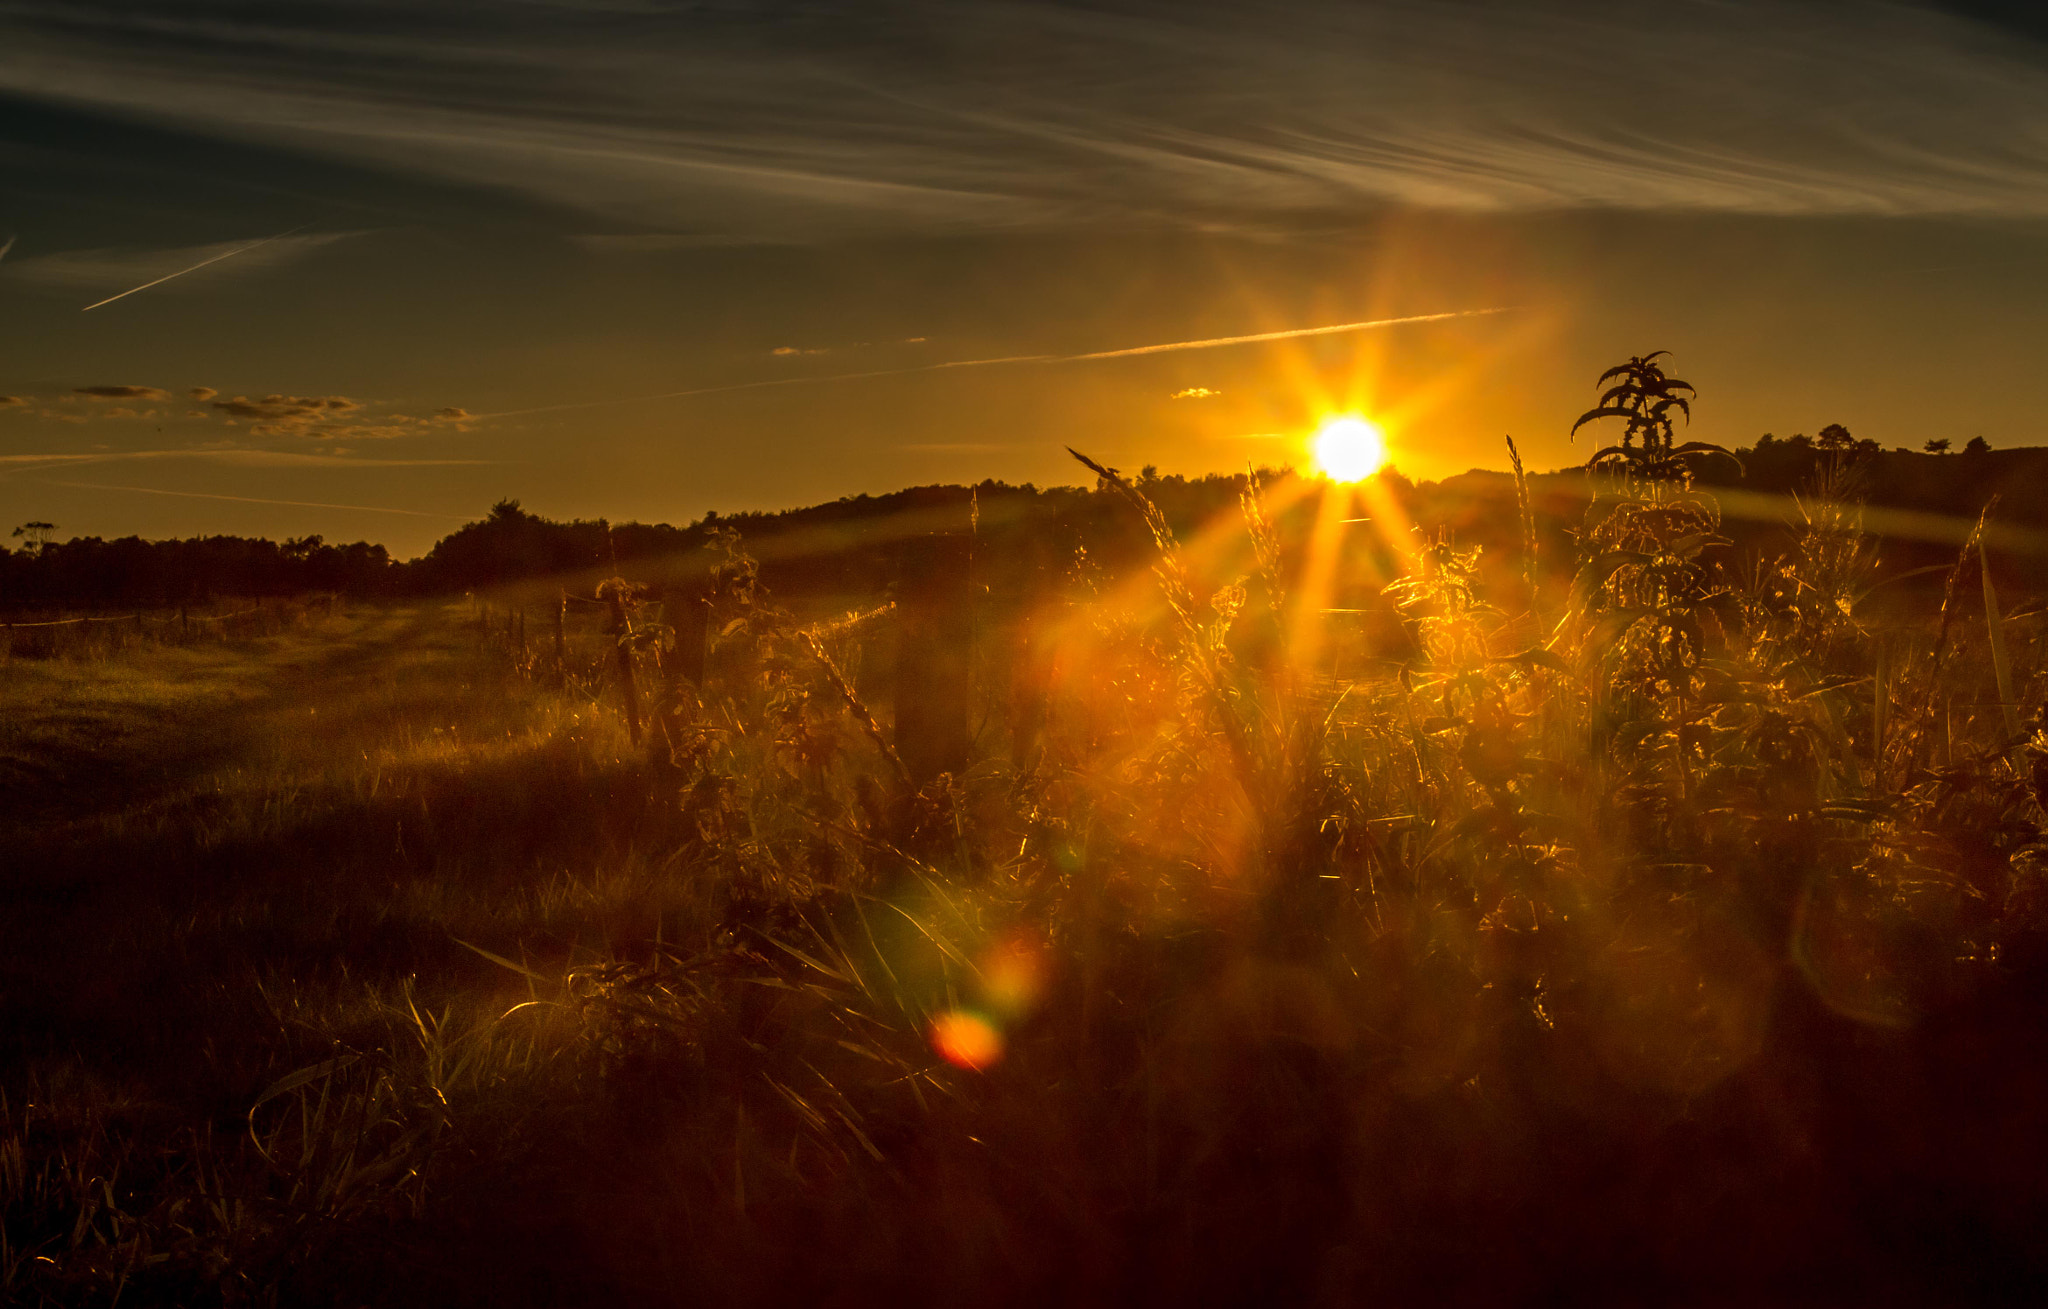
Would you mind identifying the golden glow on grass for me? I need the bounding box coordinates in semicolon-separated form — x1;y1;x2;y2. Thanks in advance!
1311;416;1389;482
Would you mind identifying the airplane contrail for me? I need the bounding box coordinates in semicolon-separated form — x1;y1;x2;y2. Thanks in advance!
472;307;1514;421
80;224;311;312
1061;311;1512;359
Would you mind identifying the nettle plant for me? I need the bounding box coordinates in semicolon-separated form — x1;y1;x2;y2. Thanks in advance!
1383;524;1574;917
1384;527;1497;708
1384;527;1538;792
1570;353;1740;801
1573;353;1717;493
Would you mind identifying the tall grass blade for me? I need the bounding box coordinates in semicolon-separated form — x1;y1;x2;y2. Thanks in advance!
1981;534;2022;749
1506;434;1536;604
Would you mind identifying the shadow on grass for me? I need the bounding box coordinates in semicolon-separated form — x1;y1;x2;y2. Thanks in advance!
0;607;685;1088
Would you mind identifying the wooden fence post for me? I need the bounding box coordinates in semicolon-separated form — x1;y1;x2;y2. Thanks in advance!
1009;614;1052;767
554;592;568;668
179;605;189;638
671;585;708;689
603;585;643;746
514;608;526;658
894;533;973;787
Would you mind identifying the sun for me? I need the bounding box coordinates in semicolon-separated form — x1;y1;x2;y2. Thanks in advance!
1311;415;1389;482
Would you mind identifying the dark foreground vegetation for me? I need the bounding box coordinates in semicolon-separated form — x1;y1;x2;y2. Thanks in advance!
6;359;2048;1305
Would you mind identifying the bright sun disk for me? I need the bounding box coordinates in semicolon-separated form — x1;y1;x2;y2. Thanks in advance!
1312;416;1389;482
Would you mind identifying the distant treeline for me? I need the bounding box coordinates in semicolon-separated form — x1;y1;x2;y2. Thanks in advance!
1444;432;2048;592
0;532;397;610
5;432;2044;610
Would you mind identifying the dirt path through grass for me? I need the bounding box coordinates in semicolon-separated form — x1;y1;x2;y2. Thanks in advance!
0;594;670;1097
0;603;586;1076
0;604;474;830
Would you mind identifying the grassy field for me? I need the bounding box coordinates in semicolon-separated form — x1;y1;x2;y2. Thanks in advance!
2;607;689;1304
9;373;2048;1305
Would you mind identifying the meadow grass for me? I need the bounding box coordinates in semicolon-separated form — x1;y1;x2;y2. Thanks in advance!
1;606;708;1303
7;381;2048;1305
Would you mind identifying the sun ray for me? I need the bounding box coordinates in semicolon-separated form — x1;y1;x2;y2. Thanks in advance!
1285;479;1360;677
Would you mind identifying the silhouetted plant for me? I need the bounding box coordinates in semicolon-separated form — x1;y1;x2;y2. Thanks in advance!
1572;355;1737;803
1571;351;1734;495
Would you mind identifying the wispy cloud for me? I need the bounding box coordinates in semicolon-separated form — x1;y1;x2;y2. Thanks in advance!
472;307;1510;420
1171;388;1221;400
2;2;2047;236
34;479;471;520
75;385;172;401
8;383;480;444
210;393;360;424
204;394;475;440
0;449;490;469
571;233;769;254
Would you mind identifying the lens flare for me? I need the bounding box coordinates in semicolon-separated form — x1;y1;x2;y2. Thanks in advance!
980;935;1045;1019
931;1009;1004;1070
1312;416;1389;482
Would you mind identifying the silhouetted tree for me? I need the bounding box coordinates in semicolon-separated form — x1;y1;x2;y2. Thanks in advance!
11;521;55;556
